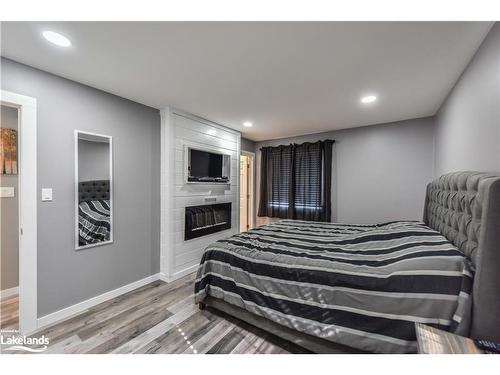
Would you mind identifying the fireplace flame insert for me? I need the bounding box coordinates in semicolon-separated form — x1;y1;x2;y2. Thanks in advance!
184;202;232;240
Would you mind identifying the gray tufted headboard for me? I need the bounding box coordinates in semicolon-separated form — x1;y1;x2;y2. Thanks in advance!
423;171;500;342
78;180;110;203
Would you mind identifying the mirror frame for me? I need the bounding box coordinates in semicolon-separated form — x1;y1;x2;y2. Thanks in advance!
74;130;114;250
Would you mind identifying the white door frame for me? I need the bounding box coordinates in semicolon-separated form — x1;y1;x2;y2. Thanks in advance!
1;90;38;334
241;151;255;230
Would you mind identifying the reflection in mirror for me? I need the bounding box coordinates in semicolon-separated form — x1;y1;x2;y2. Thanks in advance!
75;131;113;250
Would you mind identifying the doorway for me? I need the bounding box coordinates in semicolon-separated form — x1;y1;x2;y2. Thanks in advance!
1;104;20;330
239;152;254;232
1;90;37;335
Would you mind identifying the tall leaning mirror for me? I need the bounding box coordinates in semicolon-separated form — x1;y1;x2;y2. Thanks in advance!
75;130;113;250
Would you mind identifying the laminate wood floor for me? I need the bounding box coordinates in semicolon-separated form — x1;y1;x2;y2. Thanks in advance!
0;294;19;331
7;273;309;354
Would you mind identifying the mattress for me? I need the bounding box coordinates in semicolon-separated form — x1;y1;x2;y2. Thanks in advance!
78;199;111;246
194;220;473;353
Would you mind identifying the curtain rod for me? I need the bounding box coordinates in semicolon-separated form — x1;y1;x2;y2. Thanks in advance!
259;139;335;151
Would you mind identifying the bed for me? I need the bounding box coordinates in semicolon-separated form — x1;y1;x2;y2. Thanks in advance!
78;180;111;246
194;171;500;353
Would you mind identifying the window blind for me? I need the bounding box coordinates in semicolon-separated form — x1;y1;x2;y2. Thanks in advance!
270;146;291;209
293;142;323;215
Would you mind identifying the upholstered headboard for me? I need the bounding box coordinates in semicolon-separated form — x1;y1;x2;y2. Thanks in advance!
423;171;500;342
79;180;110;203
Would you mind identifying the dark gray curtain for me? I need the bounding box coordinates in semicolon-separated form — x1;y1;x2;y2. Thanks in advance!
258;140;334;222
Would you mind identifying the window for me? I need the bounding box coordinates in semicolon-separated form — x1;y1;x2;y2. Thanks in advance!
258;140;334;222
269;146;291;209
293;142;323;213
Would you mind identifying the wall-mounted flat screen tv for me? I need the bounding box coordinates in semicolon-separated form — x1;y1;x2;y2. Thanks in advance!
187;148;230;183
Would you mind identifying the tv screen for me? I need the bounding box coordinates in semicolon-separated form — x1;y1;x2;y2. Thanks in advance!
190;149;223;178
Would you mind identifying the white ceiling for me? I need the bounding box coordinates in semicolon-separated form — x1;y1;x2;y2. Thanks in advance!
1;22;493;141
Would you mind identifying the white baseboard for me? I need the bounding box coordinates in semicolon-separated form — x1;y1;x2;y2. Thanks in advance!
0;286;19;300
158;272;171;282
36;273;160;330
160;264;198;283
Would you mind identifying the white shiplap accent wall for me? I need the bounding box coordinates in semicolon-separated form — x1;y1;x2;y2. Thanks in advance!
160;108;241;281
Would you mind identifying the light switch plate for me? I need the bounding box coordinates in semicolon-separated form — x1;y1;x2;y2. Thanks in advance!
0;187;15;198
41;188;53;202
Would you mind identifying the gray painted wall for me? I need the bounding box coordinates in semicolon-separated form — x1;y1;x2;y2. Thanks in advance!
0;105;19;291
241;137;256;154
255;117;435;225
78;139;110;182
1;58;161;316
434;23;500;175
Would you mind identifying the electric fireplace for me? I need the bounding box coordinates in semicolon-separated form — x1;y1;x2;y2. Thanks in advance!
184;202;232;240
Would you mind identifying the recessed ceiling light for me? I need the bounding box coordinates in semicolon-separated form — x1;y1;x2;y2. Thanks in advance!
42;31;71;47
361;95;377;104
243;121;253;128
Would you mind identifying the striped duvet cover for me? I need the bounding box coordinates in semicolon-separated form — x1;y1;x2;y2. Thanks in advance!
194;220;473;353
78;199;111;246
